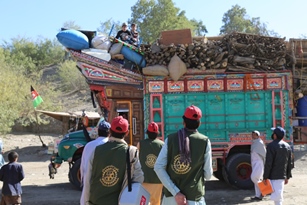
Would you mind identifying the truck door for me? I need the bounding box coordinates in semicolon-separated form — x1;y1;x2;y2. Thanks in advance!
115;100;144;146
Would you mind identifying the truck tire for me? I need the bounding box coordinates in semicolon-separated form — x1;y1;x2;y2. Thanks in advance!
224;153;253;189
69;158;82;190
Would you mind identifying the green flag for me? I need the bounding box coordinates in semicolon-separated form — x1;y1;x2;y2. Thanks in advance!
31;86;43;108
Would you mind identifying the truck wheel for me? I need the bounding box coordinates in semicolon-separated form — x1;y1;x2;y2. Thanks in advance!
224;153;253;189
69;158;82;190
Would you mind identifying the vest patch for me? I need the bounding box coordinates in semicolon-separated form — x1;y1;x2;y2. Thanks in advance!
145;154;157;168
171;154;191;174
100;165;119;187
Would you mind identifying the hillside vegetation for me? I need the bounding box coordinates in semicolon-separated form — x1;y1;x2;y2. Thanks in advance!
0;38;92;134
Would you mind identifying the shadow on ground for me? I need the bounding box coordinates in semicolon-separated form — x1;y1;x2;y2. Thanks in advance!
17;183;80;205
3;146;51;163
205;179;257;205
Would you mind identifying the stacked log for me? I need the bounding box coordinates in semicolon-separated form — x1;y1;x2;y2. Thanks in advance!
293;67;307;92
224;32;287;72
288;38;307;67
140;32;288;72
140;38;227;71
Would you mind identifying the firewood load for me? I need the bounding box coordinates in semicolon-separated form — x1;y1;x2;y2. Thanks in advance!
224;32;287;72
293;67;307;92
140;32;288;73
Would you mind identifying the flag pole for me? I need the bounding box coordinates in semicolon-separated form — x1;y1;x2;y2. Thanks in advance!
34;109;46;147
31;85;46;147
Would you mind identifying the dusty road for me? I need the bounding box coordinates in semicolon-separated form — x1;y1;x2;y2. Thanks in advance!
0;133;306;205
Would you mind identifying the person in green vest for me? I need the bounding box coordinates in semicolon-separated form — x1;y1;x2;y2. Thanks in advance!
83;116;144;205
154;105;213;205
137;122;164;205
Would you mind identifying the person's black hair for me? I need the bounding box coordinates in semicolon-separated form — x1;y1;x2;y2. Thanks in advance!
8;151;18;163
276;133;284;140
183;116;200;130
110;129;126;139
146;130;158;140
98;129;110;137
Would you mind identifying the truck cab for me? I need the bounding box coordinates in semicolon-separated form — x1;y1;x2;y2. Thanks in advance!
46;111;101;189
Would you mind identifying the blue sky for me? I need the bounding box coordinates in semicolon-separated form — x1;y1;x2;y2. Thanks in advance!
1;0;306;42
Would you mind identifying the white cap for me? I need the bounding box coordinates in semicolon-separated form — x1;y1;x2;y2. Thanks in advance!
252;130;260;136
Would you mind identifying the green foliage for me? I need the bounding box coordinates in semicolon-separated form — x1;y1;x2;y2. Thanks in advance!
0;50;21;133
97;18;122;37
0;48;62;134
62;21;81;30
220;5;249;34
2;38;65;75
220;4;279;37
190;19;208;36
16;81;63;127
130;0;207;43
0;37;66;134
58;60;88;91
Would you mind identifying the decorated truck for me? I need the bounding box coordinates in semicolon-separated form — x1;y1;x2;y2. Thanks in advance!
54;28;294;189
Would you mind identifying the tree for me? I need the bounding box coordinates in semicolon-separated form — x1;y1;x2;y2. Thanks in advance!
130;0;207;43
0;36;67;134
97;18;121;37
0;47;62;134
62;21;81;30
58;60;88;92
2;38;65;75
0;48;22;133
220;4;278;37
191;19;208;36
299;34;307;39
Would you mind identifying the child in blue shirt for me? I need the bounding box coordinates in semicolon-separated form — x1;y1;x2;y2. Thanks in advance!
0;151;25;205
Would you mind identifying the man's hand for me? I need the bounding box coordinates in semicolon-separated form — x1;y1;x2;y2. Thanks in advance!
263;179;267;185
175;192;187;205
285;178;289;185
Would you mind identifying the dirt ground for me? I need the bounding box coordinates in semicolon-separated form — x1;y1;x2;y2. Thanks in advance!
0;133;306;205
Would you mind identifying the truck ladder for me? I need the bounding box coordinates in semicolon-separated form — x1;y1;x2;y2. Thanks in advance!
272;90;285;128
149;94;164;140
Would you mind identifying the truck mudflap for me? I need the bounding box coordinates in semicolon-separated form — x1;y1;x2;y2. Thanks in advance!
48;154;62;179
48;162;57;179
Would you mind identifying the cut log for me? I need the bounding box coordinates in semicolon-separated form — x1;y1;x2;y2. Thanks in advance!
221;59;228;68
214;52;226;64
233;56;255;64
141;31;288;72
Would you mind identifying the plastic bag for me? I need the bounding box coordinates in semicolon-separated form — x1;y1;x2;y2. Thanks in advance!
91;35;112;50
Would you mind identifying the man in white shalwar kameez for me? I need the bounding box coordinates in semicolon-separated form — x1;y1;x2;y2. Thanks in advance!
250;130;266;201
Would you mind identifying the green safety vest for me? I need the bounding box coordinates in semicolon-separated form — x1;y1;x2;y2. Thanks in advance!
89;141;127;205
139;138;164;183
164;130;208;201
